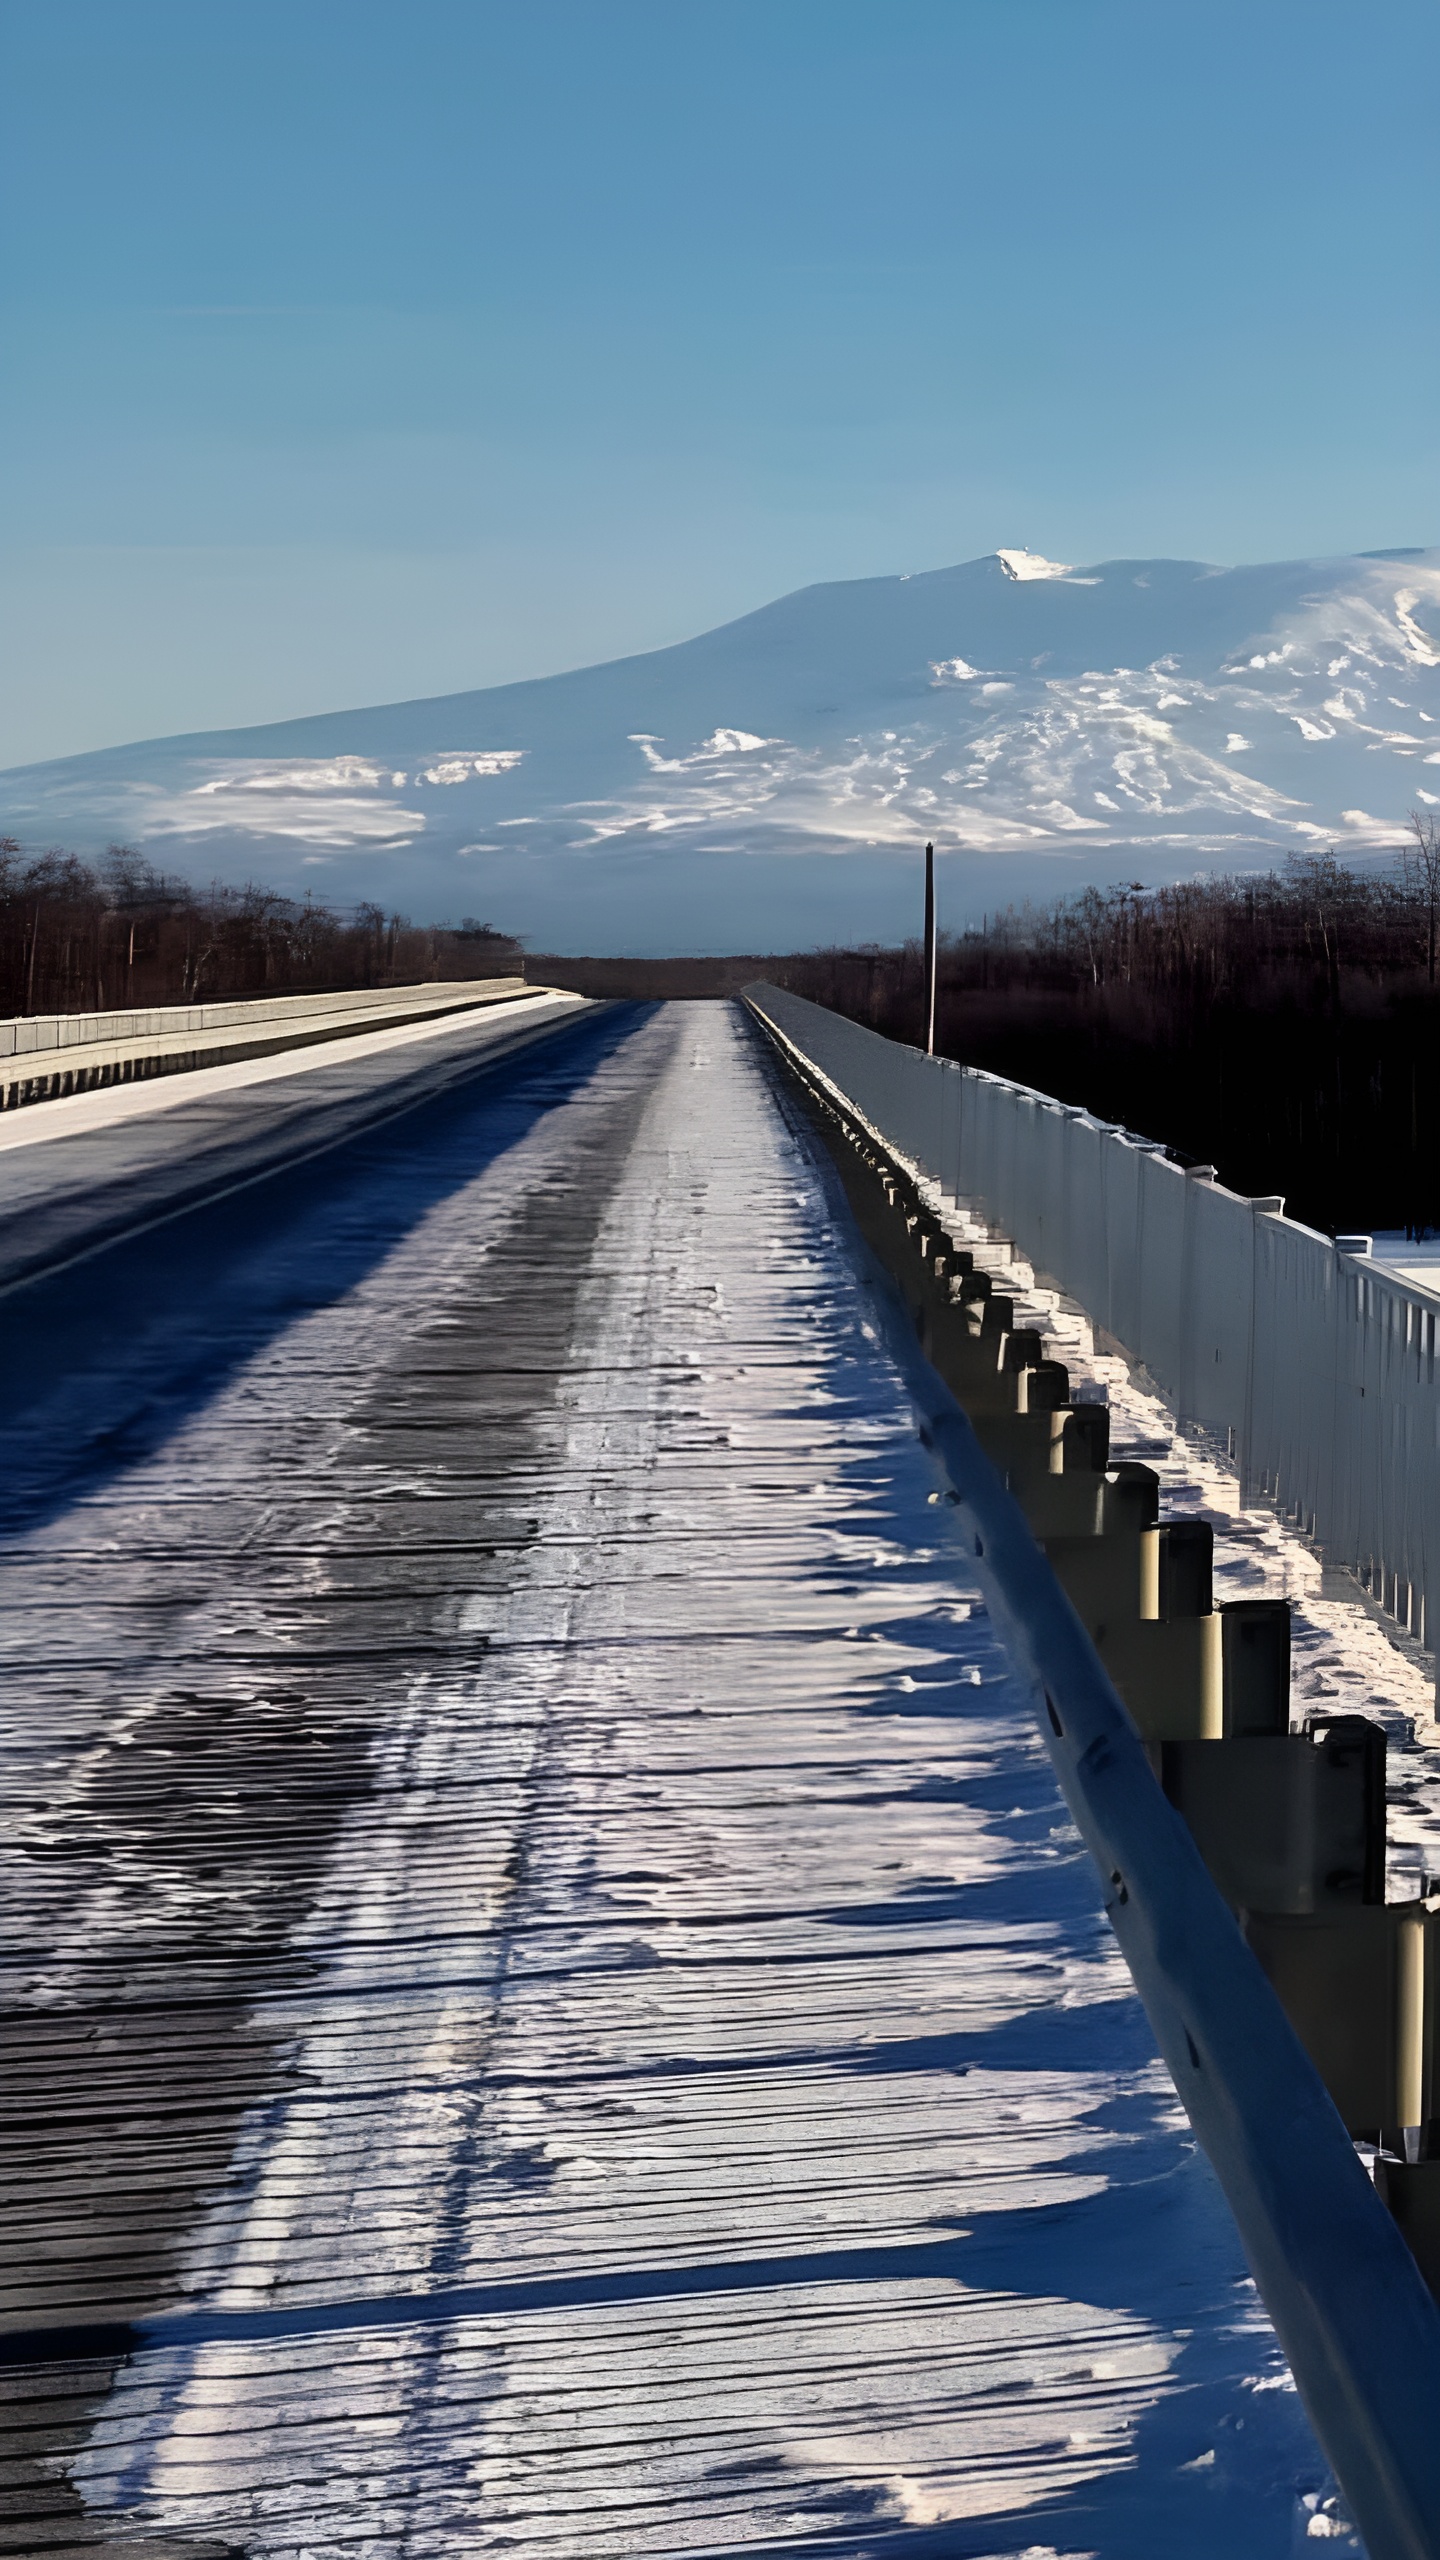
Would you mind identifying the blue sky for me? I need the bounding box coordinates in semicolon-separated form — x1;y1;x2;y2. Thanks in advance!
2;0;1436;767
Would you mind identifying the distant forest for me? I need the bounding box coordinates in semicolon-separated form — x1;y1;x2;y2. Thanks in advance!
15;830;1440;1236
771;826;1440;1238
0;839;522;1014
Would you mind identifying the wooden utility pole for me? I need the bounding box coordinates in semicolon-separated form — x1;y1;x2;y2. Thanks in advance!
923;840;937;1055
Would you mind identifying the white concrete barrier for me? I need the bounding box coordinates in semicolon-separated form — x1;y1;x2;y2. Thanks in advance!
0;979;543;1108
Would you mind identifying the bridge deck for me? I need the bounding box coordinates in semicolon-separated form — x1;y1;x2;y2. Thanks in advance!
2;1000;1329;2555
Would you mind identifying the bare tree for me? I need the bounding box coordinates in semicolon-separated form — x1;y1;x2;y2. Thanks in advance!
0;843;522;1017
1407;808;1440;985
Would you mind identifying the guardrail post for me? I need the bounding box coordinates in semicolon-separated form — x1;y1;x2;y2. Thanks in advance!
1241;1903;1427;2139
1221;1598;1291;1734
1154;1718;1385;1918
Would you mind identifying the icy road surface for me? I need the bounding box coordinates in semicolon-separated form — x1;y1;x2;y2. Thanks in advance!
2;999;1336;2556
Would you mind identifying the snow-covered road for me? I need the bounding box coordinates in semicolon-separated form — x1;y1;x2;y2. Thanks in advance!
3;1000;1337;2555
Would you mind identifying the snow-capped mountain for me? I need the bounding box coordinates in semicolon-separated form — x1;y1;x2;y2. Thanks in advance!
3;549;1437;954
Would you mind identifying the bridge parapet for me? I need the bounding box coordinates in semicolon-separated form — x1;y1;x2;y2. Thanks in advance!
747;981;1440;1683
0;976;544;1108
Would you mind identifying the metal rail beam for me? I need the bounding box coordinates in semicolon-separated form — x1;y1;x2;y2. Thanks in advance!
750;988;1440;2560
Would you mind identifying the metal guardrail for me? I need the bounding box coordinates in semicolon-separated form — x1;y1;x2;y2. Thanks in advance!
746;982;1440;1681
747;985;1440;2560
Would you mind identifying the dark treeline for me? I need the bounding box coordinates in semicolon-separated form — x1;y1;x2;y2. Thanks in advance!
0;840;521;1015
770;825;1440;1237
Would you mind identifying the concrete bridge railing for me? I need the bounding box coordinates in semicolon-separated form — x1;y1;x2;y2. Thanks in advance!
0;977;544;1111
0;977;528;1059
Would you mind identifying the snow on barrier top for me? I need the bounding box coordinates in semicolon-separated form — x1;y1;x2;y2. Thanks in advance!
746;981;1440;2560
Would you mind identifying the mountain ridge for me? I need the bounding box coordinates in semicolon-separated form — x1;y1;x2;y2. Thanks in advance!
4;549;1437;956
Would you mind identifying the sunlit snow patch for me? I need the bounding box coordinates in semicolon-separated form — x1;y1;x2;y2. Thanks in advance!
1395;590;1440;666
134;749;523;847
419;752;524;784
193;757;391;796
998;549;1073;582
629;728;775;773
997;549;1101;585
144;760;429;845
